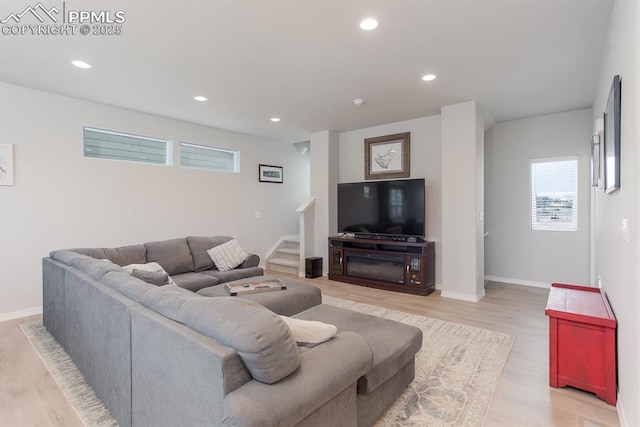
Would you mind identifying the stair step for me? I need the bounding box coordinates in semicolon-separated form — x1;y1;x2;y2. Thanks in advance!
267;265;299;275
278;248;300;256
283;237;300;249
268;258;299;268
266;259;299;275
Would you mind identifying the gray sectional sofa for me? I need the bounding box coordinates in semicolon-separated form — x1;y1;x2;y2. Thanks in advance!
42;236;422;426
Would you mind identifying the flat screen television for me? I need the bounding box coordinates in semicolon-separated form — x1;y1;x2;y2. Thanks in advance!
337;178;425;238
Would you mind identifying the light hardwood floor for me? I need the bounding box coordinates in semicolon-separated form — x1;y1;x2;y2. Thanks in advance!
0;275;621;427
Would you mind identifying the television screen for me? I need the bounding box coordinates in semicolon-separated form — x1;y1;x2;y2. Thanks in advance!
337;178;425;237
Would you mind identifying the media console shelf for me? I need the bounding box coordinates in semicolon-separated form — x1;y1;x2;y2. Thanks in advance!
328;236;435;296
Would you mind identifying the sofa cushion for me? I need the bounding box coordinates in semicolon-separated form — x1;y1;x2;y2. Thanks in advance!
101;270;157;302
206;239;249;272
66;245;147;266
122;262;175;285
294;304;422;394
141;286;300;384
187;236;233;272
170;272;219;292
144;238;195;275
200;267;264;285
132;269;169;286
50;251;124;281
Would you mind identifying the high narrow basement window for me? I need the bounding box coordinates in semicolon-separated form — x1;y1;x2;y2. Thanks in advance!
83;127;171;165
179;142;239;173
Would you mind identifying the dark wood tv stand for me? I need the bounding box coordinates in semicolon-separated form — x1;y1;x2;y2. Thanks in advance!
328;236;435;296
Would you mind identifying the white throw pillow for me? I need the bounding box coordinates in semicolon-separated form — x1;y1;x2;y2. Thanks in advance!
207;239;249;272
122;262;175;285
279;316;337;348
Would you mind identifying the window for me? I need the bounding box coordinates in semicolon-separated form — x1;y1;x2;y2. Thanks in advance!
180;142;239;172
83;127;171;165
530;157;578;232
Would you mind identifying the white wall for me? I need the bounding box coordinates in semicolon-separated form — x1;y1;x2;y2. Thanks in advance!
310;130;339;267
484;109;592;286
591;0;639;424
338;115;442;285
0;83;310;318
441;101;484;301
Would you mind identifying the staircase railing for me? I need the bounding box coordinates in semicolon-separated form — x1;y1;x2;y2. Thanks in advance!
296;197;316;277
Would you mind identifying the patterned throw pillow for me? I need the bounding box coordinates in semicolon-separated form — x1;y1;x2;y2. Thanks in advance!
206;239;249;272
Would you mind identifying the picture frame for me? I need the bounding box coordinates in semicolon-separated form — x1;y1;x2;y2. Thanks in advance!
364;132;410;180
603;75;621;194
0;143;14;186
590;134;600;187
258;164;283;183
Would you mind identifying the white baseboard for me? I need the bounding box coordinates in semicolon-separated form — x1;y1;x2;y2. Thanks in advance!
484;275;551;289
0;306;42;322
617;394;629;427
441;288;485;302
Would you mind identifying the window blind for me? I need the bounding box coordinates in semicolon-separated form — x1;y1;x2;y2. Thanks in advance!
530;157;578;232
180;142;239;172
83;127;170;165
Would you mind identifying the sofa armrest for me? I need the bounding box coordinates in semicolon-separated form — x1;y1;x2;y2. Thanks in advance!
131;305;253;427
239;254;260;268
222;331;373;427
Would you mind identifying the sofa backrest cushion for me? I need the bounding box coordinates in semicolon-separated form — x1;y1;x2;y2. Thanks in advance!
49;250;155;301
187;236;233;272
101;270;157;302
141;286;300;384
50;250;124;281
64;245;146;266
144;238;195;275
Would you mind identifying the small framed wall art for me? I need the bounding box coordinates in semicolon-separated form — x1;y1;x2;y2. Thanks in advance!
364;132;410;180
0;143;14;186
259;164;283;183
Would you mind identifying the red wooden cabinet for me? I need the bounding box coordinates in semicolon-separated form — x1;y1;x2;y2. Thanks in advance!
545;283;617;405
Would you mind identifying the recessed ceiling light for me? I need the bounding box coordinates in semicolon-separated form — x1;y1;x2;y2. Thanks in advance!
360;18;378;31
193;95;208;102
270;117;281;122
71;60;92;69
422;74;437;81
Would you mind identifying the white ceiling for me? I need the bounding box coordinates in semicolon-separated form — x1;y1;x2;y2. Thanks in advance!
0;0;613;143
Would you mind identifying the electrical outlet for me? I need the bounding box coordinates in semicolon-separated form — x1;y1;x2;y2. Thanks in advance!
254;211;261;218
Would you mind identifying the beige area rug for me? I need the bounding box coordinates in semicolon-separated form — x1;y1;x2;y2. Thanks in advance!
19;322;117;427
21;297;513;427
322;296;515;427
